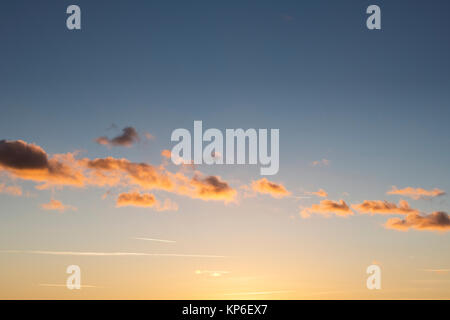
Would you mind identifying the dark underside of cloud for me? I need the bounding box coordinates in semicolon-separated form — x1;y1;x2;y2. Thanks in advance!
96;127;139;147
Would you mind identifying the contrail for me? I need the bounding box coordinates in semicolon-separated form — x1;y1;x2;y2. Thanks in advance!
0;250;225;258
132;237;176;243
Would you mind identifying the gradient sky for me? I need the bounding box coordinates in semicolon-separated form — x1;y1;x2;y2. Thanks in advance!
1;0;450;299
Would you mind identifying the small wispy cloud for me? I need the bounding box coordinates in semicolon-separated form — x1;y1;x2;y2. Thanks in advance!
387;186;446;200
293;195;312;200
0;183;22;196
311;159;330;167
421;269;450;274
195;270;230;277
0;250;225;258
38;283;99;288
306;188;328;198
41;199;77;213
132;237;176;243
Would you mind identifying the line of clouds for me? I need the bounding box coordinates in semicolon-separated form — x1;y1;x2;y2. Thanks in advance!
0;139;237;206
300;198;450;232
2;138;449;233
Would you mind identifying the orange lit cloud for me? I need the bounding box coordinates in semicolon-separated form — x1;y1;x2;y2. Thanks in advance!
95;126;139;147
116;191;178;211
161;149;171;159
385;211;450;232
116;191;158;208
182;174;237;202
308;188;328;198
0;183;22;196
83;157;175;190
387;186;446;200
41;199;76;212
251;178;290;198
0;140;85;189
84;157;236;203
301;199;353;218
1;139;236;205
352;200;418;215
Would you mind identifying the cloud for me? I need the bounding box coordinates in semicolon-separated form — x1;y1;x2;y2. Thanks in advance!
422;269;450;275
132;237;176;243
387;186;446;200
195;270;230;277
0;183;22;196
41;199;77;212
0;140;48;169
385;211;450;232
85;157;236;202
83;157;175;190
116;191;158;208
116;191;178;211
1;139;237;205
308;189;328;198
0;140;85;188
301;199;353;218
95;126;140;147
185;174;237;202
156;198;179;211
352;200;418;215
311;159;330;167
161;149;171;159
1;250;225;258
251;178;291;198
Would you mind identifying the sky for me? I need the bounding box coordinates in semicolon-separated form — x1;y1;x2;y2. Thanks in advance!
0;0;450;299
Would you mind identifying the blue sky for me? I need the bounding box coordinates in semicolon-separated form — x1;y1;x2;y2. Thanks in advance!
0;0;450;299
